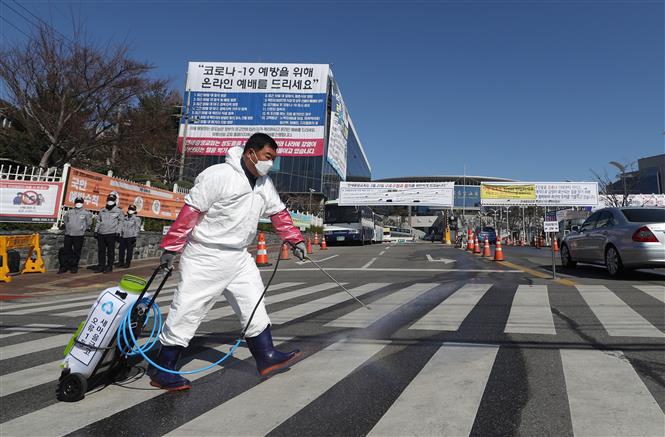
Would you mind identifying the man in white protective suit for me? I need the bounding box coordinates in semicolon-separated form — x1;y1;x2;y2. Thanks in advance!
149;133;307;391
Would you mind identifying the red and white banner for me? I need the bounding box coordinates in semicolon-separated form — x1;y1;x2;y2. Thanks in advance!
64;167;185;220
0;180;64;222
177;136;324;157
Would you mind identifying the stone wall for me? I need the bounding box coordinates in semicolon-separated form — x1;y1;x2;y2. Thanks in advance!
3;230;163;271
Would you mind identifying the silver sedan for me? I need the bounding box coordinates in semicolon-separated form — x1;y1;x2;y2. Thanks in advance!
560;207;665;277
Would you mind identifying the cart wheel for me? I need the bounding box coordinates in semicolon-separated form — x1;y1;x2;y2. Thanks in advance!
56;372;87;402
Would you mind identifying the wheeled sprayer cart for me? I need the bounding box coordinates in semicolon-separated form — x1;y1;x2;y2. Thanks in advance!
56;268;171;402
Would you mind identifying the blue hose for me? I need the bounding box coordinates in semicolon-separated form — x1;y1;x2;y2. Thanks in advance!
116;299;241;375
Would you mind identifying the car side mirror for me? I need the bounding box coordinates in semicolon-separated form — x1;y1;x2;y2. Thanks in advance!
571;225;580;233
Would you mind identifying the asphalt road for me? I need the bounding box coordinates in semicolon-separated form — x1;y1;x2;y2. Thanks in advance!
1;242;663;436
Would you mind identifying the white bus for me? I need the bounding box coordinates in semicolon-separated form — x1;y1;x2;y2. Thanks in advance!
382;226;415;243
323;201;376;245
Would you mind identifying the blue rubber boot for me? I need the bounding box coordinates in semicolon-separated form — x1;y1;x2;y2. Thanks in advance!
246;325;303;377
148;345;191;391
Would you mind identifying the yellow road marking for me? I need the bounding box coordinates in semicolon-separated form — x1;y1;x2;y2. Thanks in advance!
496;261;577;287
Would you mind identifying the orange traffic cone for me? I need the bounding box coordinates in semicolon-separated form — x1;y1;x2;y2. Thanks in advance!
474;237;481;254
553;238;559;252
320;236;328;250
279;242;290;260
494;239;505;261
306;235;314;254
467;230;474;251
483;237;491;257
314;233;319;246
255;232;272;267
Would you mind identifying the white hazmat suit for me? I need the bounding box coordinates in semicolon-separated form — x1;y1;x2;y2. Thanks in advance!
159;146;295;346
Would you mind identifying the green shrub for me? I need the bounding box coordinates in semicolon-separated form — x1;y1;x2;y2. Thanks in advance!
143;217;172;232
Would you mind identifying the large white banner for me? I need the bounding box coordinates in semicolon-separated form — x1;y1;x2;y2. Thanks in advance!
180;62;330;157
327;77;349;180
339;182;455;206
598;194;665;208
0;180;63;222
481;182;598;206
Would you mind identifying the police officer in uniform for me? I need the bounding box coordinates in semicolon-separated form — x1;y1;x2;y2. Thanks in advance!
94;193;123;273
118;204;141;268
58;197;93;274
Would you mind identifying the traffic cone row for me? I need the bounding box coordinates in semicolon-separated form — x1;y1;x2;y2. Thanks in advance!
257;230;331;266
279;242;290;260
494;239;504;261
473;237;481;254
482;237;491;257
255;232;272;267
306;235;314;254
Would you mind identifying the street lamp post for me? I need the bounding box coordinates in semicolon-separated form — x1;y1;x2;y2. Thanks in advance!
308;188;316;215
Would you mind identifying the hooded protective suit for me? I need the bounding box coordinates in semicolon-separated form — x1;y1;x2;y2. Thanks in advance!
159;146;303;346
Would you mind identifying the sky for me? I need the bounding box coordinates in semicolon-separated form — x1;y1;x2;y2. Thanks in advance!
1;0;663;183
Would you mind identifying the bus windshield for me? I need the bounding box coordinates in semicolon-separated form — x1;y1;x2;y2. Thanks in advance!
325;205;359;224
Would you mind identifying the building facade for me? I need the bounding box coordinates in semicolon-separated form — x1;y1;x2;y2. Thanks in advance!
181;62;371;208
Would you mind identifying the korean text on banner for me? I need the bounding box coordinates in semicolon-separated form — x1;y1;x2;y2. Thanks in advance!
179;62;330;157
481;182;598;206
64;167;185;220
339;182;454;206
0;181;63;223
327;78;349;180
480;184;536;204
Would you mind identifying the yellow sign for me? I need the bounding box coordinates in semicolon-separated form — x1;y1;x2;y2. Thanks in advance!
481;184;536;200
0;233;45;282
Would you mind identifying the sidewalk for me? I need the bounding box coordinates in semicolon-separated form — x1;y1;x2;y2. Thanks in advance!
0;243;284;300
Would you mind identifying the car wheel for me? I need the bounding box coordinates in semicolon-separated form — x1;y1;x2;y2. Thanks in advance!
561;244;576;268
605;245;624;277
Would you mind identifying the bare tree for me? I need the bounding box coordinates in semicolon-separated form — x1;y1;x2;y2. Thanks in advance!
0;25;153;169
590;163;636;207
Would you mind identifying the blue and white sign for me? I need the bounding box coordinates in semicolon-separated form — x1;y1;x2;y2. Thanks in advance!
326;77;349;180
180;62;330;157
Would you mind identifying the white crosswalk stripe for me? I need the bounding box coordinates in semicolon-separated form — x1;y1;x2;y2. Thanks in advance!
504;285;556;335
561;349;665;436
166;340;385;436
326;283;439;328
633;285;665;304
203;282;331;322
575;285;664;338
0;324;65;339
53;291;176;318
0;338;290;437
269;283;390;324
369;343;499;436
0;333;74;361
0;293;100;312
1;280;664;436
409;283;492;331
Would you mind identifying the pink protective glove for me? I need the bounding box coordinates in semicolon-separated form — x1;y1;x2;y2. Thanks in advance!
160;204;202;253
270;209;304;246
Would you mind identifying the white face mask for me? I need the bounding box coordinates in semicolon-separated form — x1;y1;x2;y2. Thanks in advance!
128;210;136;215
251;150;274;176
74;203;83;208
106;201;115;206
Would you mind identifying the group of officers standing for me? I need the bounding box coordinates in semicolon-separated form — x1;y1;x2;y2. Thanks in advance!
58;193;142;274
